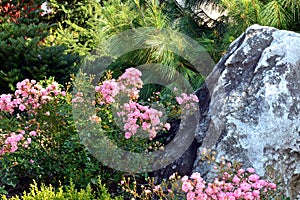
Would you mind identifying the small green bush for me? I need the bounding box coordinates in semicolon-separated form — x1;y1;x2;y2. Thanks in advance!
1;178;122;200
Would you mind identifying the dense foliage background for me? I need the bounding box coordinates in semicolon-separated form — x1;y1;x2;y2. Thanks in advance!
0;0;299;199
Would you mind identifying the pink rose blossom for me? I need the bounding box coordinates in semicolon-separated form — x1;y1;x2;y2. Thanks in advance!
247;167;256;173
248;174;260;182
182;181;193;193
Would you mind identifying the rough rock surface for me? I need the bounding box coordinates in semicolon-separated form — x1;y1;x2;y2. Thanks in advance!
151;119;199;184
193;25;300;199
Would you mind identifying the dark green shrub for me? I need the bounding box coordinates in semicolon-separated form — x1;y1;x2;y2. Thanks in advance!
0;0;80;94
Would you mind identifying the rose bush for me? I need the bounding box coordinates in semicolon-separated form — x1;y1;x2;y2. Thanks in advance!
0;78;105;196
0;69;199;197
0;78;66;155
121;157;282;200
92;68;198;140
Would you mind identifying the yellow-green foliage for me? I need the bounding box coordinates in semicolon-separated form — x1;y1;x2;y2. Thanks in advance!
1;179;122;200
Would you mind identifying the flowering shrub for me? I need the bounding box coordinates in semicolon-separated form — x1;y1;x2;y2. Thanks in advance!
0;78;105;196
93;68;198;140
174;88;199;116
0;78;66;155
180;167;276;200
120;150;287;200
121;169;279;200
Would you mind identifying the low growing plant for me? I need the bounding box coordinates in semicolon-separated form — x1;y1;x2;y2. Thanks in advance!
1;178;122;200
120;149;290;200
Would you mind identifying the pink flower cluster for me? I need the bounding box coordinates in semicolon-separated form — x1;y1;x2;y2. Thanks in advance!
95;79;119;105
0;79;66;155
180;168;276;200
0;94;15;114
118;68;143;100
95;68;143;105
1;130;33;154
175;92;199;111
95;68;170;139
0;79;66;114
117;100;170;140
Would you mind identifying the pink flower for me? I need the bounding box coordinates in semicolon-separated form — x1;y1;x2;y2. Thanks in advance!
247;167;256;173
232;175;240;184
191;95;199;102
29;131;37;137
224;183;234;191
252;190;260;197
19;104;26;111
240;182;251;192
142;122;150;130
169;173;176;180
187;191;195;200
227;196;236;200
248;174;260;182
125;132;131;139
198;193;208;199
251;182;262;190
243;192;253;200
190;172;201;181
176;97;183;104
182;181;194;193
164;123;171;130
217;191;226;200
233;188;242;198
204;186;214;196
181;175;189;182
258;180;268;187
95;86;101;92
237;169;245;176
195;182;205;192
153;185;161;192
222;172;230;180
268;182;276;190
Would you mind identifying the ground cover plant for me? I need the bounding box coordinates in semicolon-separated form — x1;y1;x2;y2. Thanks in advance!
121;149;290;200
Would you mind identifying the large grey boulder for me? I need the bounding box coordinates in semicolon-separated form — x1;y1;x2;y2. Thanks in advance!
193;25;300;199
